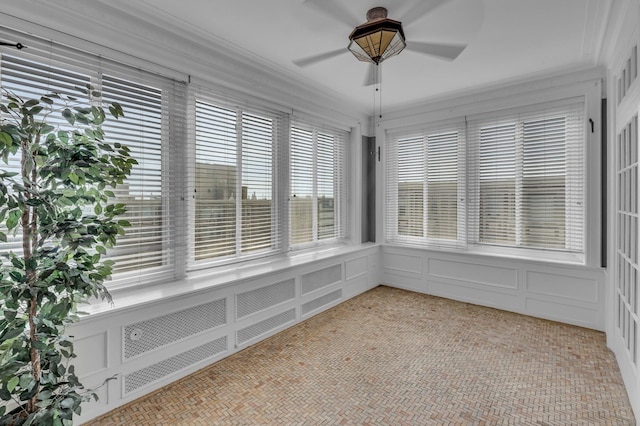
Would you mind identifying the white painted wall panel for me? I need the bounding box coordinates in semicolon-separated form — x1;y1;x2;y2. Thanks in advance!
381;246;605;331
74;332;108;378
383;271;426;293
383;252;422;274
428;279;519;309
346;256;368;279
429;259;518;289
525;297;600;328
344;275;370;299
526;271;599;302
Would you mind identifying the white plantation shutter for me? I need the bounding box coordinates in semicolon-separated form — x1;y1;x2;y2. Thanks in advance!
467;100;584;255
386;121;463;248
290;119;346;248
0;35;186;288
190;96;284;267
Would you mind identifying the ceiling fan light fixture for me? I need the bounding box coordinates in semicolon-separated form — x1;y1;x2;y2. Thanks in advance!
348;7;406;65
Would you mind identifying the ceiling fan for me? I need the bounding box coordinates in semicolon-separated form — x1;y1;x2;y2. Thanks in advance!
293;0;468;86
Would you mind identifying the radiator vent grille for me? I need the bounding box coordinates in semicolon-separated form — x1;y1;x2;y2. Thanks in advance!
236;279;295;319
303;289;342;316
301;264;342;295
124;337;227;394
237;309;296;345
124;298;226;359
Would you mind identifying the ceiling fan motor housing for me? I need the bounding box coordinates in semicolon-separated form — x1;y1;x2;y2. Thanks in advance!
348;7;406;64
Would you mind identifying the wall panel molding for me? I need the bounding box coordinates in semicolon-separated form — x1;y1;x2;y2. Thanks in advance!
382;245;605;331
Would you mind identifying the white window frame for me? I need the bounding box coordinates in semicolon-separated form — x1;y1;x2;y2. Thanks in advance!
385;120;466;250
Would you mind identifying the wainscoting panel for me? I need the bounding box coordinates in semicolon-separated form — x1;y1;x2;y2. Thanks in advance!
527;271;599;302
73;332;108;378
428;259;518;289
72;245;380;423
525;297;600;328
383;252;422;275
382;245;605;331
346;256;368;280
428;279;519;310
383;271;427;293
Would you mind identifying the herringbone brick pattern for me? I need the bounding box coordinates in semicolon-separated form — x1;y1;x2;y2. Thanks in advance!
85;286;635;425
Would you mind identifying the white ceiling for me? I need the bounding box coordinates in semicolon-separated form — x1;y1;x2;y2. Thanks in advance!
15;0;612;114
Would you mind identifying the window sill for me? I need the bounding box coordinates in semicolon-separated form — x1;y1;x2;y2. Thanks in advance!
80;242;378;318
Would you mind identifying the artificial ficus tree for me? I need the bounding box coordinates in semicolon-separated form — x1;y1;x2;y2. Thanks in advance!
0;85;136;425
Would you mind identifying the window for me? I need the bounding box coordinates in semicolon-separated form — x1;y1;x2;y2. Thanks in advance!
386;100;585;262
468;102;584;256
0;53;182;287
290;122;346;247
386;122;463;248
191;99;284;266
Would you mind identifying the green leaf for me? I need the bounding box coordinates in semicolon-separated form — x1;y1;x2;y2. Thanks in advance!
7;376;19;392
0;326;23;341
62;108;75;125
29;106;44;115
0;131;12;146
0;327;23;340
68;172;79;184
0;387;10;401
6;210;21;231
3;309;16;321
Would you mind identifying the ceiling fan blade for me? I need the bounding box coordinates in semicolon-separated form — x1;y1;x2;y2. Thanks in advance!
302;0;360;28
363;64;380;87
293;48;348;68
405;42;467;61
400;0;451;27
